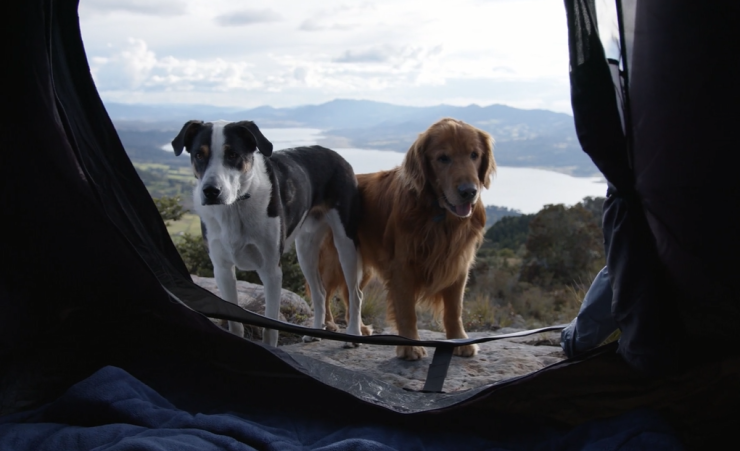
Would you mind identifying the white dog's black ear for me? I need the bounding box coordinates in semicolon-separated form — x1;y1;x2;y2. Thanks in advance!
172;120;204;156
234;121;274;157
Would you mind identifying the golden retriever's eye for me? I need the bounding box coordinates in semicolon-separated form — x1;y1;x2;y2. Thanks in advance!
437;155;451;164
471;152;479;160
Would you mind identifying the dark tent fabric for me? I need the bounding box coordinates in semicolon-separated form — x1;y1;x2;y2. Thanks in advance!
566;0;740;374
1;1;739;449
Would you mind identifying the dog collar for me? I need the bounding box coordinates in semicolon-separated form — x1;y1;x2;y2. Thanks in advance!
432;199;446;223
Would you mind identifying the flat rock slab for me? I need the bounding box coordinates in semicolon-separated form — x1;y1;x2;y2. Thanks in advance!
282;328;566;392
190;275;567;392
191;275;313;325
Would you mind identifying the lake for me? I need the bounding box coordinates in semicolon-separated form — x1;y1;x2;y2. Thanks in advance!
168;127;608;214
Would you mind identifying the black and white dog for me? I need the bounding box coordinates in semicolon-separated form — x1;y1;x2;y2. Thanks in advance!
172;120;364;347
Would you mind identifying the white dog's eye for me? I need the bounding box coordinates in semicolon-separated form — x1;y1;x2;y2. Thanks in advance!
195;151;204;160
225;150;237;160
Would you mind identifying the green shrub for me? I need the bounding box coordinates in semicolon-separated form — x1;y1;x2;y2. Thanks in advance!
153;195;187;226
519;203;604;287
482;214;534;252
173;232;306;296
175;233;214;277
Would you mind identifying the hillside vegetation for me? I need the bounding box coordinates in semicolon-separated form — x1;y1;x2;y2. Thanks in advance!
156;193;604;332
121;99;604;331
468;196;605;330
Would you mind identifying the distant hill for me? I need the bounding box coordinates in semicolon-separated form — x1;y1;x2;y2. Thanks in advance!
485;205;522;228
109;98;598;176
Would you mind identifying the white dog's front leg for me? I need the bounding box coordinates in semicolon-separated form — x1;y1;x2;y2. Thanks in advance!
259;265;283;347
213;263;244;338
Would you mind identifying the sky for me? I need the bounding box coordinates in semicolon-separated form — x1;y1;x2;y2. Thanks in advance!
79;0;573;113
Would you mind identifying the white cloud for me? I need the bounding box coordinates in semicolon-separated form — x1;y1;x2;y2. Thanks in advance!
82;0;187;17
267;44;445;94
91;38;157;90
298;2;375;32
80;0;572;113
299;18;356;32
90;39;261;92
214;9;282;27
333;44;442;67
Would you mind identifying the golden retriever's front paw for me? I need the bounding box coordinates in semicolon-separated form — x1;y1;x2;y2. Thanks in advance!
360;324;374;336
325;321;339;332
453;343;479;357
397;345;427;360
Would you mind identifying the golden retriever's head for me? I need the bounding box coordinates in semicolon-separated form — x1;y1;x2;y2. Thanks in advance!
402;118;495;218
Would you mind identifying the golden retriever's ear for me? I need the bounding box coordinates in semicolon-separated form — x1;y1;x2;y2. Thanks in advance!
477;129;496;189
402;130;430;193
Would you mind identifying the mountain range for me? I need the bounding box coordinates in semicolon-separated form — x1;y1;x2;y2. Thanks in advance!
109;99;598;176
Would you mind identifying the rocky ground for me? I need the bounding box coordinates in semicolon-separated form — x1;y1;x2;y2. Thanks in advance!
192;275;566;392
282;328;565;392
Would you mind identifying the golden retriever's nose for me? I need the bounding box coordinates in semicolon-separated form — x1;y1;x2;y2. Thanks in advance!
457;183;477;201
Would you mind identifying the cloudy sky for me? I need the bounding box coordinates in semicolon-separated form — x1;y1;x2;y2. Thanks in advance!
79;0;572;113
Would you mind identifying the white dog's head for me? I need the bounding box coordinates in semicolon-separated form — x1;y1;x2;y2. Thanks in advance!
172;120;273;205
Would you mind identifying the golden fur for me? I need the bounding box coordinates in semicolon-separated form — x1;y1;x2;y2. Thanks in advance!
315;118;495;360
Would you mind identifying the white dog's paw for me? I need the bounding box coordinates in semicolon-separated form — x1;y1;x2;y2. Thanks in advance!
262;328;278;347
342;325;362;348
302;335;321;343
228;321;244;338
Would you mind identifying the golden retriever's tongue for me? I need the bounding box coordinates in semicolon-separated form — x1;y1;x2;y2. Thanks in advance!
455;203;472;216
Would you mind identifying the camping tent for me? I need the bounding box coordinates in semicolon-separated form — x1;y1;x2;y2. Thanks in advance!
1;0;738;449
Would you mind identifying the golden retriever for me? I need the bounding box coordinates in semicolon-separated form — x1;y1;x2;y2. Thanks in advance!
314;118;495;360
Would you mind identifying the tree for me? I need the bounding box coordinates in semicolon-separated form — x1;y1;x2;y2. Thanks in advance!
174;232;306;296
519;203;604;286
577;196;605;229
482;214;534;252
153;195;186;226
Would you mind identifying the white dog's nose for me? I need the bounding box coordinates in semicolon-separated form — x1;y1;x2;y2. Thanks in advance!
203;185;221;202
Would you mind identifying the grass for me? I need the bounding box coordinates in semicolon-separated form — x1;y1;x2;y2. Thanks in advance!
167;213;202;238
464;263;589;330
134;163;195;206
463;294;501;331
360;278;387;330
330;277;388;332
